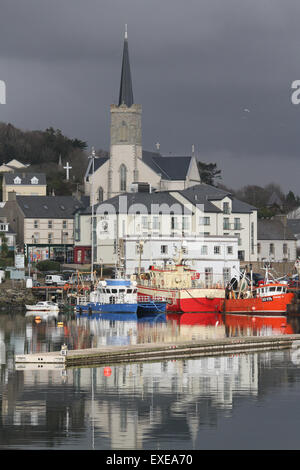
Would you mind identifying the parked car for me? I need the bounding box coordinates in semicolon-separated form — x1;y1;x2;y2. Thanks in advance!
45;274;67;286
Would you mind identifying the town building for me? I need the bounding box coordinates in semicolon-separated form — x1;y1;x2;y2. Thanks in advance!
0;159;29;174
2;172;47;201
75;181;256;276
84;29;201;205
257;217;297;262
286;219;300;255
2;194;86;263
122;236;239;283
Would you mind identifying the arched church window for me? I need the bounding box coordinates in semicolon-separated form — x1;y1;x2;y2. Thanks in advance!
98;187;104;203
120;164;127;191
119;121;128;142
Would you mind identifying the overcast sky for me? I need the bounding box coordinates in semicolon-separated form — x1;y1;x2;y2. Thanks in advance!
0;0;300;193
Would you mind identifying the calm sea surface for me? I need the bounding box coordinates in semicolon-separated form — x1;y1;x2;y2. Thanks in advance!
1;309;300;450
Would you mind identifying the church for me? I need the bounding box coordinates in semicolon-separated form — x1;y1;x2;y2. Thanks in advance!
84;28;201;204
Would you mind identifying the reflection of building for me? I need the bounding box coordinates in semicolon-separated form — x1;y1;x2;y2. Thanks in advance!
3;194;87;262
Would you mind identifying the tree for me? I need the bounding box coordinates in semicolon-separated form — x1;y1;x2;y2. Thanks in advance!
197;161;221;186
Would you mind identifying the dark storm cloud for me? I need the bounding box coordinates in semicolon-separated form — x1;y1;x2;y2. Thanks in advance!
0;0;299;192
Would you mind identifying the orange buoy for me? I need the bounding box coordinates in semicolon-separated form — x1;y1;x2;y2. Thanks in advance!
103;367;112;377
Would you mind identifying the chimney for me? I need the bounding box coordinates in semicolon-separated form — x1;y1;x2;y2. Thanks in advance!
7;191;17;201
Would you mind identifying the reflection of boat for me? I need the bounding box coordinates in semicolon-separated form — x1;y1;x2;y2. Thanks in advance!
26;301;59;311
25;310;59;320
76;278;166;315
137;263;225;313
225;313;294;335
224;269;295;314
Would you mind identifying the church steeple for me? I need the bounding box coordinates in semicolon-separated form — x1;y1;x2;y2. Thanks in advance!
118;25;134;107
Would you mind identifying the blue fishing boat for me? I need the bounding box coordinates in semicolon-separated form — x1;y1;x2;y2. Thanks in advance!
75;278;167;315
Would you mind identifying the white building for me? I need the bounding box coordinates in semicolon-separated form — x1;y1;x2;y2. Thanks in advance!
257;217;297;262
122;236;239;284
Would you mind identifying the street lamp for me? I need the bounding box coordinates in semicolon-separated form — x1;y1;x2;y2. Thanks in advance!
89;147;98;282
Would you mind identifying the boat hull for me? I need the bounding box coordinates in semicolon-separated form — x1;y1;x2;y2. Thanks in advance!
76;302;138;315
137;286;225;313
26;305;59;312
224;292;295;314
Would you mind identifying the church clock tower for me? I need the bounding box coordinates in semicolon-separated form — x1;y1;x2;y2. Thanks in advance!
108;26;142;198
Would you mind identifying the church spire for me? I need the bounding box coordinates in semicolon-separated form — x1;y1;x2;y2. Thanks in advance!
118;25;134;107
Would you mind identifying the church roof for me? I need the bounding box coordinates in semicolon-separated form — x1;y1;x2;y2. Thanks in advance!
142;151;193;180
118;28;134;107
85;156;109;179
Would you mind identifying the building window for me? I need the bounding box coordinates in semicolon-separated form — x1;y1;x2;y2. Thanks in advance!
31;177;39;184
223;218;230;230
199;216;210;226
201;245;208;255
269;243;275;256
182;216;190;231
171;216;178;230
257;243;261;254
98;187;104;203
251;222;255;255
223;267;231;284
33;233;39;244
214;246;221;255
13;176;21;184
161;245;168;254
120;164;127;191
62;220;67;229
234;218;241;230
283;243;288;256
227;246;233;254
48;233;53;244
223;202;230;214
34;220;39;229
48;220;53;229
205;267;213;287
152;216;160;231
119;121;128;142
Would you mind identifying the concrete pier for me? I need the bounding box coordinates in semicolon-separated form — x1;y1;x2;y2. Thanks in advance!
15;334;300;368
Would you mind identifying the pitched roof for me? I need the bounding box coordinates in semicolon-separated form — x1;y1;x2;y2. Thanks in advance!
179;184;256;213
258;218;296;240
81;191;192;215
287;219;300;238
4;172;46;185
16;196;84;219
142;151;193;180
85;156;109;179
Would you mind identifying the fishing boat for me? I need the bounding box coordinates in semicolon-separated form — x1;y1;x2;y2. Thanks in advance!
26;301;60;312
75;278;167;315
136;259;225;314
224;268;295;315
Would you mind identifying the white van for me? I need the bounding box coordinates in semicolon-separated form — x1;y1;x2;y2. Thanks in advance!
45;275;66;286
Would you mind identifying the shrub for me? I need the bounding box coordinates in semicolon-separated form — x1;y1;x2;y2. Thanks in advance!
36;260;61;272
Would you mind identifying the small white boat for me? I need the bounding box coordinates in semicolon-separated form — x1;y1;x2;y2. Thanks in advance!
26;301;59;312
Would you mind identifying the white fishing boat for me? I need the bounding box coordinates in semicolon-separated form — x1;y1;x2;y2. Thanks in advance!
26;301;60;312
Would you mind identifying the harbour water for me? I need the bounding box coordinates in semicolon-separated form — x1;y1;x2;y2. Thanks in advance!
1;310;300;449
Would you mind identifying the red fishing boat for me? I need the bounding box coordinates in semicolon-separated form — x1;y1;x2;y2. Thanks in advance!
137;263;225;313
224;270;295;315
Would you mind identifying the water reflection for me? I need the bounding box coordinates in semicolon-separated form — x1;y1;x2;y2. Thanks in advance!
1;311;300;448
1;348;300;449
1;311;300;358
